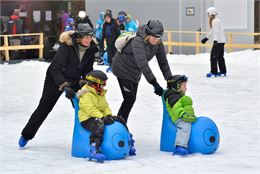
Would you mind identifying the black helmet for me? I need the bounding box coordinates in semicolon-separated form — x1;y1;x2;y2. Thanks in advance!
85;70;108;86
167;75;188;90
76;23;94;37
145;20;164;38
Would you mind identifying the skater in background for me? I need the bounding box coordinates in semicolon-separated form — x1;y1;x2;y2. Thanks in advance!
95;11;105;64
201;7;227;77
75;11;94;29
163;75;197;156
64;17;75;31
18;23;98;148
74;70;132;162
100;12;120;73
112;20;172;124
125;14;138;32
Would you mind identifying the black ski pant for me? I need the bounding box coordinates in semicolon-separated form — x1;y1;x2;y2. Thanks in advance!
80;116;127;152
117;78;139;123
106;44;117;66
21;74;63;140
210;43;227;74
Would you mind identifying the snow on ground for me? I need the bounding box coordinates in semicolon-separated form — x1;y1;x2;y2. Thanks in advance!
0;50;259;174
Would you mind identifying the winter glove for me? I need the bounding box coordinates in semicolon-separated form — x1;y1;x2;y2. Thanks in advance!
59;81;70;91
150;79;164;96
64;87;75;99
181;113;197;123
79;79;88;88
213;40;218;46
103;116;115;125
201;37;209;44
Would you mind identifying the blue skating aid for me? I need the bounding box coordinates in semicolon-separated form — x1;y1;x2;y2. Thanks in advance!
71;97;130;160
102;51;109;66
160;98;220;154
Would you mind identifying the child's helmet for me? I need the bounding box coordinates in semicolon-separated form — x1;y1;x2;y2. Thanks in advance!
85;70;108;93
167;75;188;90
86;70;108;85
145;20;164;38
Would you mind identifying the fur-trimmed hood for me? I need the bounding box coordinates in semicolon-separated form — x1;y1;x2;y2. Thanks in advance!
59;31;75;45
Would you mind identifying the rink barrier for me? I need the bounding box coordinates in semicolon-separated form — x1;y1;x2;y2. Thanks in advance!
163;30;260;54
0;33;44;61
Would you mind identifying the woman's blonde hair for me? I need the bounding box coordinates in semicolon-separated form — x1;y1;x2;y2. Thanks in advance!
145;36;161;45
209;15;215;28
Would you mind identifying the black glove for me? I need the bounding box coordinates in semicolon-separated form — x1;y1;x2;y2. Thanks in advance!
150;79;164;96
59;81;70;91
201;37;208;44
103;116;115;125
213;40;218;46
64;87;75;99
112;116;126;124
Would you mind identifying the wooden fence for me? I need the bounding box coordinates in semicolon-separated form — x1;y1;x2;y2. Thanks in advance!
0;33;44;61
163;31;260;54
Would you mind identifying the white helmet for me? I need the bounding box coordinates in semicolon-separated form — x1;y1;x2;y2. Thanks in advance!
78;11;86;18
206;7;217;16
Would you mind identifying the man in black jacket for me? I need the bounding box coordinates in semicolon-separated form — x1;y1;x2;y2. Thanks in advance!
18;23;98;148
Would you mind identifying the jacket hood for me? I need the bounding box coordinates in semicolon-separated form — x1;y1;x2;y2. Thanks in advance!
59;30;98;48
136;25;147;39
59;30;75;45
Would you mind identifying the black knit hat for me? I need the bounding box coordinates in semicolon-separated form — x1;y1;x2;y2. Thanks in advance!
104;12;112;19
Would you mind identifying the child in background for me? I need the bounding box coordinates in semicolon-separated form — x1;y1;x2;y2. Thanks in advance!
163;75;197;156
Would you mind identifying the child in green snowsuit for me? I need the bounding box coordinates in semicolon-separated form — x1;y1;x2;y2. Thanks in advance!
163;75;197;156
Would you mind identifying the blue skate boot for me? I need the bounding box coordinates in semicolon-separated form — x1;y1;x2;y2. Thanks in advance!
89;143;106;163
106;66;112;73
173;145;189;156
129;133;136;156
218;72;227;77
18;136;29;148
206;72;218;78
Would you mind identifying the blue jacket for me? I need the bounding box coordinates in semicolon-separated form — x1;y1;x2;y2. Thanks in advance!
125;20;138;32
95;12;104;40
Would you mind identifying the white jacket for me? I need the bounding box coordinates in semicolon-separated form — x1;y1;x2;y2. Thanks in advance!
206;17;225;43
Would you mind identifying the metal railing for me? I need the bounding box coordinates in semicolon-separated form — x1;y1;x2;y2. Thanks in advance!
0;33;44;61
163;30;260;54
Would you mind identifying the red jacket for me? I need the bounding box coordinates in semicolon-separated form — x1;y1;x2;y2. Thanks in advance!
10;14;20;34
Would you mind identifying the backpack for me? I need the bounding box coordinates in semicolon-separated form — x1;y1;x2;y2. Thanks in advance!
7;19;22;34
115;31;136;53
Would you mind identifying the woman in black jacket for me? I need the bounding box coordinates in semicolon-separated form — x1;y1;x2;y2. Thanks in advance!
112;20;172;123
18;23;98;148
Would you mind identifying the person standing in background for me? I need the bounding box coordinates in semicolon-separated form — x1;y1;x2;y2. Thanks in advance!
201;7;227;78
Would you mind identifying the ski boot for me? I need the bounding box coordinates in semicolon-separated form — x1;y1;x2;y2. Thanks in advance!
18;136;29;148
173;145;189;156
89;143;106;163
106;66;112;73
218;72;227;77
129;133;136;156
206;72;218;78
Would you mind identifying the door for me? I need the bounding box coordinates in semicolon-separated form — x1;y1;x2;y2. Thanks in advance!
180;0;202;54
